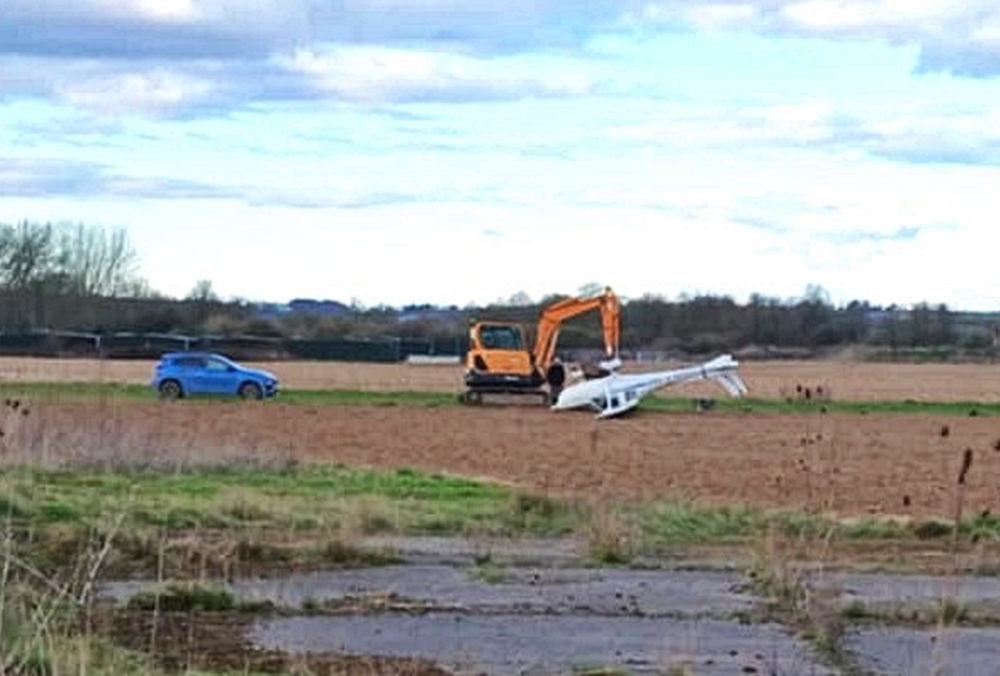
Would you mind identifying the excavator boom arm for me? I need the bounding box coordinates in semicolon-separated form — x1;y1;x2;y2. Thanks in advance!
532;288;620;373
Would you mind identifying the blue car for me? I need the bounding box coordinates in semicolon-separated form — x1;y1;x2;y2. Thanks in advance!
152;352;279;400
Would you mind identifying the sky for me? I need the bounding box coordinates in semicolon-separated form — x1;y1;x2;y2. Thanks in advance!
1;1;999;311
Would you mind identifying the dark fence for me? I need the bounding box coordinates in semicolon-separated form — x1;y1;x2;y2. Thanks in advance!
285;338;401;363
0;330;469;363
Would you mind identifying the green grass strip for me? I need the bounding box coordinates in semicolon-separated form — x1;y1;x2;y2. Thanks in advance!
3;381;999;417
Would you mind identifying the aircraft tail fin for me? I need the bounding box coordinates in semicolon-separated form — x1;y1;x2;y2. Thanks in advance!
711;371;748;397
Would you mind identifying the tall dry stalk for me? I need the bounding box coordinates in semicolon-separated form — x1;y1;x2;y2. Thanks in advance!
0;520;121;676
0;469;128;676
952;448;973;553
928;446;976;675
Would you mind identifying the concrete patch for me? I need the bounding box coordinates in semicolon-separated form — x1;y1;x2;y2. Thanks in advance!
834;571;1000;607
847;626;1000;676
249;614;832;676
231;565;753;618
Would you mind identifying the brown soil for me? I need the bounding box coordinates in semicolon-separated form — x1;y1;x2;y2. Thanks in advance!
10;400;1000;521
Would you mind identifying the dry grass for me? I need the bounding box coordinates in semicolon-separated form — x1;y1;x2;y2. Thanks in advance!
0;396;292;470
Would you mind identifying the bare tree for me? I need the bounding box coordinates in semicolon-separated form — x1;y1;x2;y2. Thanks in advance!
186;279;219;303
54;222;141;297
0;220;55;289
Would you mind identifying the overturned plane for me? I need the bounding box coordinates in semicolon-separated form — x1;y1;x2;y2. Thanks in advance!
551;354;748;419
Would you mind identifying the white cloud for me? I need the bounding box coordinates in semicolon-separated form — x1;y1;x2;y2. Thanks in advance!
93;0;201;23
0;0;310;60
637;0;1000;77
279;47;594;103
58;69;214;116
686;3;760;30
606;101;839;150
780;0;970;33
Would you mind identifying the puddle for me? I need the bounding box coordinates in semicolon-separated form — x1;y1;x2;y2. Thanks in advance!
847;625;1000;675
249;613;832;676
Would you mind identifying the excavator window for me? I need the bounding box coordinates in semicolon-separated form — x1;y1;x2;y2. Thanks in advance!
478;324;524;350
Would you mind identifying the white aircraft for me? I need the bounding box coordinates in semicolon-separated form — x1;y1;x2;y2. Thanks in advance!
550;354;748;419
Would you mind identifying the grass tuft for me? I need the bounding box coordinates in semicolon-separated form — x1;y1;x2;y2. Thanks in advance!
127;582;235;613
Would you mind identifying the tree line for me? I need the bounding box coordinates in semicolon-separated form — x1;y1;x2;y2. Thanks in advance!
1;220;996;355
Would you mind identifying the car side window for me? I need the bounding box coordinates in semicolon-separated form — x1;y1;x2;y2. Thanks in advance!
176;357;205;368
205;359;230;372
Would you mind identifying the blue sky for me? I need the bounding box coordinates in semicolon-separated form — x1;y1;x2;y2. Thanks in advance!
1;1;998;310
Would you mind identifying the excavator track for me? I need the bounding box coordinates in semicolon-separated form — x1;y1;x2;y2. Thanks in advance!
459;387;551;406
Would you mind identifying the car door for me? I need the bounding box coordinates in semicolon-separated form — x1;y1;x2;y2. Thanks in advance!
200;356;239;395
173;356;208;393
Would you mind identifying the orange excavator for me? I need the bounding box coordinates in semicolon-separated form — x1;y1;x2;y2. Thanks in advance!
459;287;621;406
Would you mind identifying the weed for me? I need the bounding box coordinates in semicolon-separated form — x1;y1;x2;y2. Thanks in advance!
746;523;872;675
938;598;968;625
587;504;638;565
913;520;953;539
662;664;692;676
0;494;32;519
235;539;292;565
317;540;401;567
502;492;578;535
471;564;507;585
840;600;869;621
220;500;273;523
571;667;632;676
126;583;235;613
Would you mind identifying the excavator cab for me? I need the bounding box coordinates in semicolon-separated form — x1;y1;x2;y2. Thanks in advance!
476;323;524;351
463;322;542;398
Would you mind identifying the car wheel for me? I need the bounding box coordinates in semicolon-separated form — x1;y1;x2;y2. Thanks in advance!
239;381;263;400
159;380;182;400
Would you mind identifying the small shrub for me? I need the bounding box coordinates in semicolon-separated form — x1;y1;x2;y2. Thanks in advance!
0;494;32;519
236;539;291;564
587;506;638;565
222;501;273;523
912;520;953;539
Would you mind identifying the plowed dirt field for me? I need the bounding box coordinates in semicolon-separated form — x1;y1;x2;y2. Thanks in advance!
4;358;1000;520
6;399;1000;521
